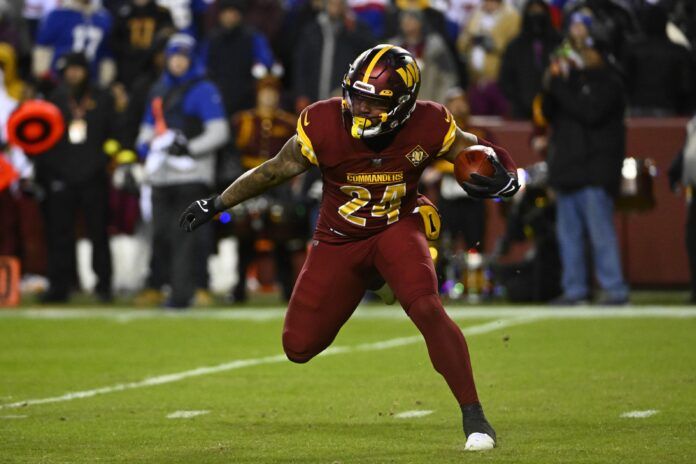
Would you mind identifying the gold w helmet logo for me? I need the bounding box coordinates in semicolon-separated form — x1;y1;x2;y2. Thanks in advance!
397;62;420;88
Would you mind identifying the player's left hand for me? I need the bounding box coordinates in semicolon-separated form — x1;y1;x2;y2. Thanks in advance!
167;131;189;157
179;197;220;232
462;155;519;199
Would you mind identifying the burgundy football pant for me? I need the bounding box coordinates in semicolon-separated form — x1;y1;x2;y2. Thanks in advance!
282;214;479;406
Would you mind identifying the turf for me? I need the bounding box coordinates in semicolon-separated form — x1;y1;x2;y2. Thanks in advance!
1;307;695;463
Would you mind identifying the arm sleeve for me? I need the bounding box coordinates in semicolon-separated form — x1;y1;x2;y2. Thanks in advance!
188;81;226;122
136;124;154;158
188;119;230;156
142;99;155;126
252;32;275;68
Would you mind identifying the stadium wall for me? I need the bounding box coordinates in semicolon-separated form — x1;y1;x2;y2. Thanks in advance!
478;117;690;287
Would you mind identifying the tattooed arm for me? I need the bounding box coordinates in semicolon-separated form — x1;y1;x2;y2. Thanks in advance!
179;136;312;232
217;135;311;208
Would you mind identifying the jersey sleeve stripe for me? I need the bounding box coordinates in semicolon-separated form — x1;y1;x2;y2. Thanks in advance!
437;113;457;157
296;114;318;166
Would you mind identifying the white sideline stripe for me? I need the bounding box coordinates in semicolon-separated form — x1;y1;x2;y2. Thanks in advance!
167;410;209;419
0;316;535;410
394;410;433;419
3;306;696;322
0;415;28;419
621;410;659;418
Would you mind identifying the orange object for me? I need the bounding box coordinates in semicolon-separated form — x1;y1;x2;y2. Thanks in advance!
151;97;168;136
7;99;65;156
0;256;21;307
0;154;19;192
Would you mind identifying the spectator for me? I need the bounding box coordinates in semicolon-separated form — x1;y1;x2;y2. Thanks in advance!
229;76;303;302
0;0;31;78
22;0;59;38
111;0;174;90
276;0;324;91
385;0;450;43
388;8;458;104
243;0;288;45
385;0;467;88
120;31;172;152
157;0;209;37
562;0;641;61
204;0;277;116
429;0;480;41
349;0;387;39
625;5;694;116
541;36;629;305
499;0;561;119
136;34;229;308
0;43;26;100
668;114;696;303
293;0;375;110
34;52;116;303
457;0;520;115
32;0;116;87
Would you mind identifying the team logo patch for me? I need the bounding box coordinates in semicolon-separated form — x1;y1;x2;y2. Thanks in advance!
406;146;429;167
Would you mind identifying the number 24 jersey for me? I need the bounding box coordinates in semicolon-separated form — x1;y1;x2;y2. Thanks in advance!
296;97;456;244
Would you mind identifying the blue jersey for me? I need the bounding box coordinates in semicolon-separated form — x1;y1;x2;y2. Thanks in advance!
36;7;114;75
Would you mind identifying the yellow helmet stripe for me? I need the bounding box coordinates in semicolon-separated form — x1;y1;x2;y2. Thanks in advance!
361;45;394;83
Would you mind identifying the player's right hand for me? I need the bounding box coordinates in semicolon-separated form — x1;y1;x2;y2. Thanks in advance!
179;197;220;232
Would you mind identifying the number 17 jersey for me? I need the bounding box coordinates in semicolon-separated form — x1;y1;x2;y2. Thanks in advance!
296;97;456;244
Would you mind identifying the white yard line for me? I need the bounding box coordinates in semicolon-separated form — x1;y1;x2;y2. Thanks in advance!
394;410;434;419
620;410;659;418
166;410;209;419
2;306;696;322
0;316;537;410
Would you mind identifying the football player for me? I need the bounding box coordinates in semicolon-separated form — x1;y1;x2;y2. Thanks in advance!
180;45;518;451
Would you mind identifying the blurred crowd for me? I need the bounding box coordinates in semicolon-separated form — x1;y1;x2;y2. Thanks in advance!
1;0;696;307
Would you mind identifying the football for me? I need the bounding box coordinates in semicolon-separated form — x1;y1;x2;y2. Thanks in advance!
454;145;496;184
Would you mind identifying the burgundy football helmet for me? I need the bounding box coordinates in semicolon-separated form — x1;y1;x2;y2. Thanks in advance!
342;44;421;139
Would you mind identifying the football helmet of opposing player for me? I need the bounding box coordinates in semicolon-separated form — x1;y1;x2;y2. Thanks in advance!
342;44;421;139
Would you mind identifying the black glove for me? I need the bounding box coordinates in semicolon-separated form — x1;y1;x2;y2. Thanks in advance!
462;155;520;199
167;131;189;156
179;196;224;232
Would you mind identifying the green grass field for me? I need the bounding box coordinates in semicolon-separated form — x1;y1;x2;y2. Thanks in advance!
1;305;695;463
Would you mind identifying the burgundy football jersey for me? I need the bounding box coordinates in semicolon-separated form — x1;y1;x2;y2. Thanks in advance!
296;97;456;243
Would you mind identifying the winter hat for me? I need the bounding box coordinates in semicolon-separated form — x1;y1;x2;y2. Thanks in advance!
165;33;196;59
